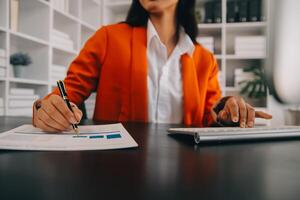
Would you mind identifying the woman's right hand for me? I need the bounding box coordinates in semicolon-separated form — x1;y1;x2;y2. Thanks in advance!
33;95;83;133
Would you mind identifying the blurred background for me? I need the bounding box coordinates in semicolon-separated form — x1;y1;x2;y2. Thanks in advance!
0;0;298;126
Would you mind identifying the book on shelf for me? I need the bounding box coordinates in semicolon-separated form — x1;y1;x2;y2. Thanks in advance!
7;92;38;116
51;65;67;83
236;47;266;52
0;68;6;77
8;99;36;108
10;0;19;32
197;37;215;53
7;108;32;117
238;0;248;22
227;0;237;23
10;88;35;96
0;58;6;67
235;43;266;49
235;36;266;43
235;46;266;52
52;29;74;50
248;0;262;22
9;94;40;101
0;49;6;58
204;1;214;23
214;1;222;23
52;65;67;74
52;29;70;41
52;37;74;50
235;51;266;57
235;36;266;56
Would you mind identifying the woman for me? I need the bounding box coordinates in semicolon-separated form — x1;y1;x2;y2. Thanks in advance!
33;0;272;132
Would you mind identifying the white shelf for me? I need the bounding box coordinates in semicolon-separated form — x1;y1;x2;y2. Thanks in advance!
9;78;48;85
52;45;77;56
214;54;223;59
81;21;97;32
0;0;103;117
226;55;267;60
195;0;270;110
226;22;267;30
0;0;272;120
10;31;49;46
198;23;223;29
53;8;79;23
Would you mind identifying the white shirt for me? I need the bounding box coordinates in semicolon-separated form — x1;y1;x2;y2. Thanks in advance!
147;20;195;124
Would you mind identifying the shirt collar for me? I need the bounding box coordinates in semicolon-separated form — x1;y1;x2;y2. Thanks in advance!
147;20;195;57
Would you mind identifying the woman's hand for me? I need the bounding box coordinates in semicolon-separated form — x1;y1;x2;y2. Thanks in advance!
213;96;272;128
33;95;83;132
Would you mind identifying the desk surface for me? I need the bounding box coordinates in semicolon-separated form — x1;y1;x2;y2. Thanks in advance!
1;117;300;200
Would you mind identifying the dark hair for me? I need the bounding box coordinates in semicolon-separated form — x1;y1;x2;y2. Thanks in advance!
125;0;198;43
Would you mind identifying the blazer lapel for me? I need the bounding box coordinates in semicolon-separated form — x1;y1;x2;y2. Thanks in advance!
130;26;148;122
181;54;203;126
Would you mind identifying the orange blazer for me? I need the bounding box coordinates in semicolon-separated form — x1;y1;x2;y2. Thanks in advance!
50;23;222;127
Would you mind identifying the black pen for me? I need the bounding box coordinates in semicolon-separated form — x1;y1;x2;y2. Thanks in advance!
57;80;79;135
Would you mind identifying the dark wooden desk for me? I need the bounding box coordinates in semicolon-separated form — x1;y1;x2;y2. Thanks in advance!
1;117;300;200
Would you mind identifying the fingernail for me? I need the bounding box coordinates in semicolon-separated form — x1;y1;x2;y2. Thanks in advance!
248;122;254;127
75;113;81;122
240;123;245;128
233;117;238;122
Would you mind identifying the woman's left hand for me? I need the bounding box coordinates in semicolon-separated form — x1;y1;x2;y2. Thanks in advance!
213;96;273;128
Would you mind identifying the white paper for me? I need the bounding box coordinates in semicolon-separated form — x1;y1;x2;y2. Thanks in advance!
0;123;138;151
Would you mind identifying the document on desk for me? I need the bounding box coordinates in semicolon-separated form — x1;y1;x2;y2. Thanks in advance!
0;123;138;151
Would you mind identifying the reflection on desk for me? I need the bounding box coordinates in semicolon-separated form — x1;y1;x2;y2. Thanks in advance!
1;117;300;200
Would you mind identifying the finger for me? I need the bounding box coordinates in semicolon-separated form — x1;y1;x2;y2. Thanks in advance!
236;98;247;128
37;109;67;131
35;117;61;133
70;103;83;122
246;104;255;128
50;95;77;124
73;108;83;122
42;101;71;129
226;98;239;123
218;109;230;123
255;111;273;119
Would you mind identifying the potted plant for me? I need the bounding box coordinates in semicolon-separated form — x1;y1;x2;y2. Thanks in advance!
285;105;300;125
10;52;32;78
237;65;268;107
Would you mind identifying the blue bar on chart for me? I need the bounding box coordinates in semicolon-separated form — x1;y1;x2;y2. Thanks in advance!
107;134;122;139
89;135;105;139
73;136;88;138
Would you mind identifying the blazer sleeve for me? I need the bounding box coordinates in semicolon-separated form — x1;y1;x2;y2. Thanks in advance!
48;26;108;105
203;54;222;126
